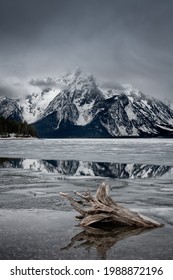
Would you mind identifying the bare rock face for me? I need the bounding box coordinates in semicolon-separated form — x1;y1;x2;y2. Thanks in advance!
60;183;164;228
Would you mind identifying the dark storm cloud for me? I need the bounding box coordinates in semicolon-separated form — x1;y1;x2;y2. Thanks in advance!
29;78;57;89
0;0;173;101
100;81;126;91
29;77;68;90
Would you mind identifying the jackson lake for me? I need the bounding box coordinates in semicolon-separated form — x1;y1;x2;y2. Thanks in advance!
0;138;173;259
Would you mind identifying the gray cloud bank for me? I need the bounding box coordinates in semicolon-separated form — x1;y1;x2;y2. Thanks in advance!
29;77;68;91
0;80;30;98
0;0;173;101
29;78;57;89
0;85;15;98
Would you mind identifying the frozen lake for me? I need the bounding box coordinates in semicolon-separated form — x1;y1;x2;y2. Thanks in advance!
0;138;173;165
0;138;173;259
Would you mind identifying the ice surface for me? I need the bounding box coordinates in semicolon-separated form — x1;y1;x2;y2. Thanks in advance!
0;138;173;259
0;138;173;165
0;171;173;260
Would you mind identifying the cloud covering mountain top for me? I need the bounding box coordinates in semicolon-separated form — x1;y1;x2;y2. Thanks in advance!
0;0;173;102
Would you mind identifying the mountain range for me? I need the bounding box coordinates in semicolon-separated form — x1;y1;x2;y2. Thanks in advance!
0;68;173;138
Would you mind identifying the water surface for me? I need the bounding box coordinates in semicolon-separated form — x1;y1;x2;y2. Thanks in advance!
0;139;173;259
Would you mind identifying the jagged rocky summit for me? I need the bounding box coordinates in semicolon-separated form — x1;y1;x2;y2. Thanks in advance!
0;68;173;138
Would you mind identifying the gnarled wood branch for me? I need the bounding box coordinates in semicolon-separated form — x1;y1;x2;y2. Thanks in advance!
60;183;163;228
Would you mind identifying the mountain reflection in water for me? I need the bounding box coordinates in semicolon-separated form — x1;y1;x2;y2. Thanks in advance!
0;157;172;179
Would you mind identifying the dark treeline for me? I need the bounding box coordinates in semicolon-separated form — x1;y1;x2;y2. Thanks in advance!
0;116;37;137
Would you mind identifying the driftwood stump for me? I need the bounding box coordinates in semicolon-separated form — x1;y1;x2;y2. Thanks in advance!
60;183;163;228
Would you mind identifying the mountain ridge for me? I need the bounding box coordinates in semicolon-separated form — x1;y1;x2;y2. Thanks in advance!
0;69;173;138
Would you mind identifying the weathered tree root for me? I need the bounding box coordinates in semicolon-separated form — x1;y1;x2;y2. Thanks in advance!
60;183;164;228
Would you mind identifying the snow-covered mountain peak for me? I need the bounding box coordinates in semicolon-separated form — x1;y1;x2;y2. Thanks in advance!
18;88;60;123
42;70;104;127
58;68;97;92
128;90;148;100
0;96;23;121
62;67;82;81
0;96;6;102
18;69;99;124
98;81;143;101
1;68;173;138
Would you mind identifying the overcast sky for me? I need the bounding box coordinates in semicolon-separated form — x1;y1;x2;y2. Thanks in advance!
0;0;173;101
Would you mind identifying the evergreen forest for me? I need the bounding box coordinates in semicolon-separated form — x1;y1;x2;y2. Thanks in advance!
0;116;37;138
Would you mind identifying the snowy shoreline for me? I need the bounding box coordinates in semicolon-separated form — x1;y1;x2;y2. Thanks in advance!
0;135;37;140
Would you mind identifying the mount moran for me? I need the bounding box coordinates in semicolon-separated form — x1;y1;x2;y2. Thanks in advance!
0;69;173;138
